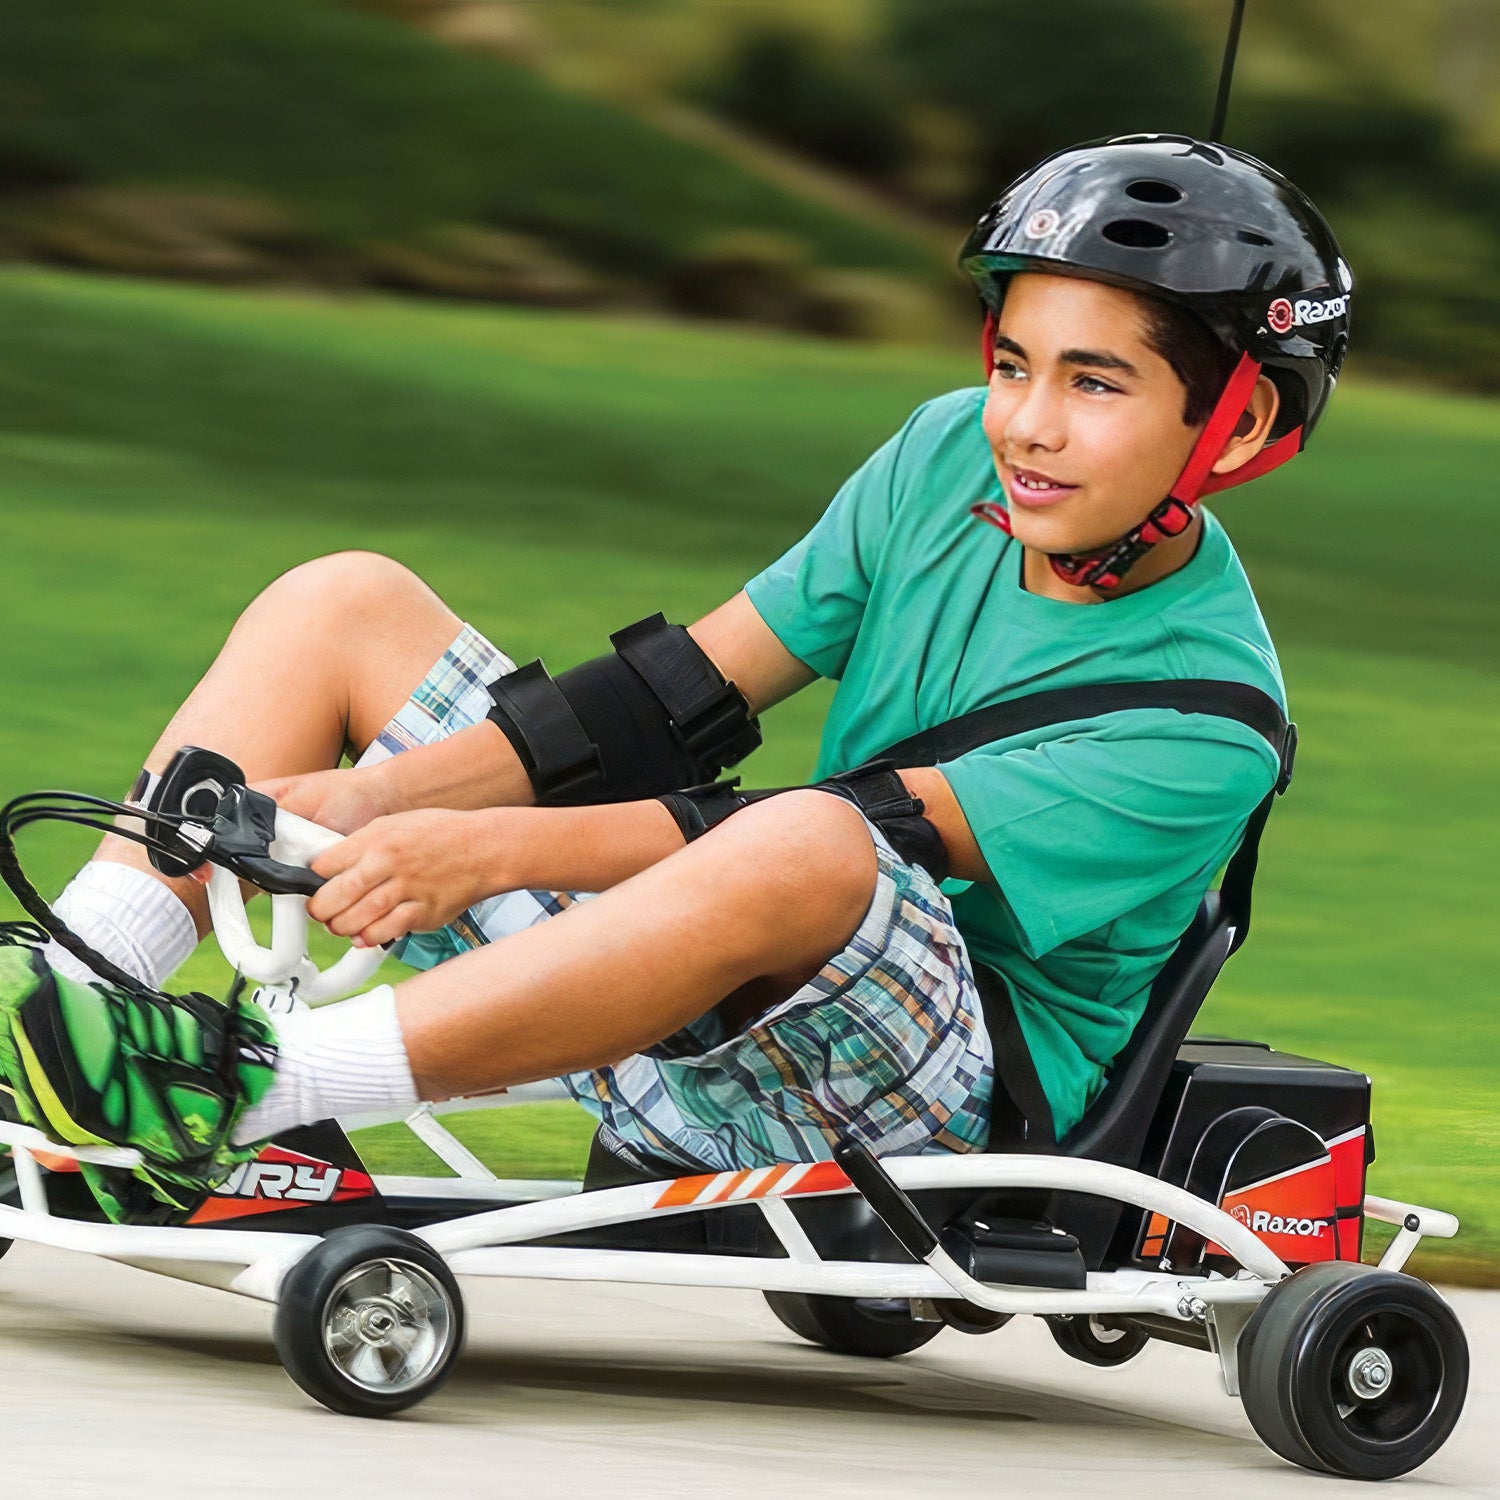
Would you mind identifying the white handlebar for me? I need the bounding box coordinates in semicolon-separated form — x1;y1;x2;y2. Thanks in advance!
206;808;388;1004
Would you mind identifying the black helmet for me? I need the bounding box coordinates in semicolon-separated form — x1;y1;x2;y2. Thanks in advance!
958;134;1351;591
960;133;1350;446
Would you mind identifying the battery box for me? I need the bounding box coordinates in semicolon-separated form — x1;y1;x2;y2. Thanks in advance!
1132;1038;1372;1271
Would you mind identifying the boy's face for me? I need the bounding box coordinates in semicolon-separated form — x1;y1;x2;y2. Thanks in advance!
981;273;1204;557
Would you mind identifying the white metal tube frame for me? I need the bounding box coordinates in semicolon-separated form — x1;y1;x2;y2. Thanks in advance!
0;1120;1459;1316
0;800;1463;1398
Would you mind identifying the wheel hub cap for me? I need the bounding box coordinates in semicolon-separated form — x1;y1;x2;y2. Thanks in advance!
1347;1345;1394;1401
322;1258;455;1394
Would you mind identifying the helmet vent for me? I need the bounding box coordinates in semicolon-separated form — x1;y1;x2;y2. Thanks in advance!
1125;179;1182;204
1101;219;1172;249
1236;229;1274;246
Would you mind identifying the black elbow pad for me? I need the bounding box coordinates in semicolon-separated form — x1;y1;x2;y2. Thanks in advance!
486;614;761;804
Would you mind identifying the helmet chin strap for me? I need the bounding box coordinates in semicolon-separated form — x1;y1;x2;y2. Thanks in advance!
972;310;1304;594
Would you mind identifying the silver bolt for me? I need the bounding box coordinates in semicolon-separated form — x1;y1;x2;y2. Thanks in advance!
1348;1346;1393;1400
1177;1296;1208;1322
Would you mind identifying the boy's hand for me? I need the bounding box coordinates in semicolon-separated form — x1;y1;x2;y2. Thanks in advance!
305;809;493;948
252;765;395;836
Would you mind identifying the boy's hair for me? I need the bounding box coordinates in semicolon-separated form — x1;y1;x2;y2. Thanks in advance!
1137;295;1237;427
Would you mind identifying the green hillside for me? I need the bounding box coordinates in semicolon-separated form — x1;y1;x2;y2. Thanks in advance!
0;269;1494;1278
0;0;935;282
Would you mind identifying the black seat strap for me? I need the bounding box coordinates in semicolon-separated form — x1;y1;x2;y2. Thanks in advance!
867;677;1293;949
874;678;1290;770
864;679;1295;1146
972;966;1057;1149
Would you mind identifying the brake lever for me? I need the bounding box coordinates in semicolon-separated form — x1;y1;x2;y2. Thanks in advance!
204;784;328;897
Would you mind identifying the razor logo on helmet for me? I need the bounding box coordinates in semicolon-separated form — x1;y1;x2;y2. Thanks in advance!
1268;293;1350;334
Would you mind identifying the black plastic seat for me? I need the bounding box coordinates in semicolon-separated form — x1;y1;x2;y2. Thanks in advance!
1058;891;1233;1169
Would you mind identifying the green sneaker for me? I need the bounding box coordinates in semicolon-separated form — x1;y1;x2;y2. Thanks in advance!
0;930;278;1223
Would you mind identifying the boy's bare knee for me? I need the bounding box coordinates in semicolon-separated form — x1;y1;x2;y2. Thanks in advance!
711;789;878;965
259;551;419;623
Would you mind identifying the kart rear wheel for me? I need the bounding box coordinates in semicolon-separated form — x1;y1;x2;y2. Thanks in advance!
274;1225;465;1417
1238;1261;1468;1480
764;1292;944;1358
1046;1314;1149;1367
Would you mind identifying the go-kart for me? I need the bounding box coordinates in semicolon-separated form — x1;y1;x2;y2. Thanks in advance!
0;749;1469;1480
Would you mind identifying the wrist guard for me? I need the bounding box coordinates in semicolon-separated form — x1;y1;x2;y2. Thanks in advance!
486;614;761;804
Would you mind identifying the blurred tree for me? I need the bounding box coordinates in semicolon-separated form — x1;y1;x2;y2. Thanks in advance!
886;0;1214;209
696;26;908;179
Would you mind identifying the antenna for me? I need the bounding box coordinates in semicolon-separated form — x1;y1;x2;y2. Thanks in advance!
1209;0;1247;142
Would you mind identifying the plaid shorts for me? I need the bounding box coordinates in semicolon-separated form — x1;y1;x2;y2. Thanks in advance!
356;624;994;1171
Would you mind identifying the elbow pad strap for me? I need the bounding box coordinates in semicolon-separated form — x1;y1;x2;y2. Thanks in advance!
484;660;603;803
817;762;951;882
660;764;951;884
610;615;762;773
486;614;761;805
658;780;758;841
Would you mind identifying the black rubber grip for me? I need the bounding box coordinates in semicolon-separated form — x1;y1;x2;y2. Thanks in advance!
833;1139;940;1261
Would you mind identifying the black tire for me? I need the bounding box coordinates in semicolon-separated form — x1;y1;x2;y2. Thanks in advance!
1046;1314;1150;1367
937;1301;1013;1336
1;1146;17;1263
1238;1261;1469;1480
273;1225;465;1417
764;1292;944;1358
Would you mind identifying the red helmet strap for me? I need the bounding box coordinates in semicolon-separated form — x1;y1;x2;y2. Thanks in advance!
972;335;1303;592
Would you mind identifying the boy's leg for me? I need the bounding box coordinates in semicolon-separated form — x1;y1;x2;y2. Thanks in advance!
47;552;471;983
0;793;878;1184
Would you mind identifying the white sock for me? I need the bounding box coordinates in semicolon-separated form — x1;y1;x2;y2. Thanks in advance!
45;861;198;988
232;984;419;1145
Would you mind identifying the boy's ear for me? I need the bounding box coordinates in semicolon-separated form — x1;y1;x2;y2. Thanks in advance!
1211;375;1281;476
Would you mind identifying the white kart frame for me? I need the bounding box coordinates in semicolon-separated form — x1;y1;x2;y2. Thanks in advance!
0;804;1462;1397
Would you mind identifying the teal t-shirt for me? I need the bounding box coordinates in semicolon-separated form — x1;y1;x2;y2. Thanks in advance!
744;388;1284;1137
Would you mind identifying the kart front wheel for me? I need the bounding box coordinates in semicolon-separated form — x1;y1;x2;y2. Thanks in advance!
1238;1261;1468;1480
764;1292;944;1358
273;1225;465;1417
1046;1314;1149;1367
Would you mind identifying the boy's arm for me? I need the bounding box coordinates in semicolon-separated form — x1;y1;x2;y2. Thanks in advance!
284;591;812;831
307;797;690;946
897;768;993;886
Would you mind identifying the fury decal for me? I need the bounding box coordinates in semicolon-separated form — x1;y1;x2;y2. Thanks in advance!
187;1144;375;1224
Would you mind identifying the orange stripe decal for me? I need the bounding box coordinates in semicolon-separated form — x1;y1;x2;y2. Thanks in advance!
705;1171;748;1205
749;1164;792;1198
785;1160;851;1196
655;1173;718;1209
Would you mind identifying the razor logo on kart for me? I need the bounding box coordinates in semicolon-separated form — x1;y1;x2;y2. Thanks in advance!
1234;1204;1328;1238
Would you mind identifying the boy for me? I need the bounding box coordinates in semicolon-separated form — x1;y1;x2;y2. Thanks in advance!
0;135;1351;1220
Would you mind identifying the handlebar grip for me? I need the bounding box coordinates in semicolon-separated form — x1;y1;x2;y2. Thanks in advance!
833;1138;939;1261
234;855;326;898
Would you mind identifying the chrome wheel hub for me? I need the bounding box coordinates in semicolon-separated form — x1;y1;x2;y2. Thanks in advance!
322;1258;454;1394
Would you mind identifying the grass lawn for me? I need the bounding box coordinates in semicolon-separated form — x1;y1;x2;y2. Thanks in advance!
0;269;1494;1281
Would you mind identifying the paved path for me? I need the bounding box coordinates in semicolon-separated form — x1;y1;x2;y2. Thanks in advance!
0;1241;1492;1499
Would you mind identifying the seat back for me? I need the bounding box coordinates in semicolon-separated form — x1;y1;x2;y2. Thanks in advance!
1058;891;1235;1167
